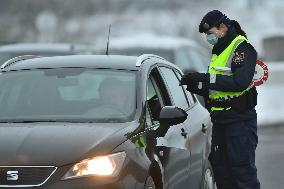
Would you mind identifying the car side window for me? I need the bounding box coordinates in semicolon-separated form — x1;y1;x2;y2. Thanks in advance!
146;68;171;124
158;67;189;110
175;71;197;105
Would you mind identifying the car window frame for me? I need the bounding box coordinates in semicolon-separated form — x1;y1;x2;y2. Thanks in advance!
174;69;197;105
145;65;172;126
157;65;192;111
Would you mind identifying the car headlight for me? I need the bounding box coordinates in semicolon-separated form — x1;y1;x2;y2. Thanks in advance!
62;152;126;180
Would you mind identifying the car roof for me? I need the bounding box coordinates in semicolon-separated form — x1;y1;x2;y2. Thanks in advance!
1;54;181;73
0;43;85;54
1;55;143;71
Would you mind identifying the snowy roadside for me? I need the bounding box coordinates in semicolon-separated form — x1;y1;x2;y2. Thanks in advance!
256;62;284;127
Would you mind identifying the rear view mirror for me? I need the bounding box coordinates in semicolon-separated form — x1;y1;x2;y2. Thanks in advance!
159;106;188;127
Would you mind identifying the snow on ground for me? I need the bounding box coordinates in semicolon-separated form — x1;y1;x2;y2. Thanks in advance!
256;62;284;126
257;85;284;126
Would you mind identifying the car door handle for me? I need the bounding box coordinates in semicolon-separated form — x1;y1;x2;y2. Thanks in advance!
202;124;208;133
181;128;188;138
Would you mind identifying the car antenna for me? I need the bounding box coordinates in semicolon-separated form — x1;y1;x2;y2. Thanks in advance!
106;24;111;56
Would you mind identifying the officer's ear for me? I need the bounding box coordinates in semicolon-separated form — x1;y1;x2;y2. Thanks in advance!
215;23;226;30
216;23;228;37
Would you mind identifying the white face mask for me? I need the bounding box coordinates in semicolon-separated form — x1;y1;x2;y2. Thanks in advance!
206;34;218;45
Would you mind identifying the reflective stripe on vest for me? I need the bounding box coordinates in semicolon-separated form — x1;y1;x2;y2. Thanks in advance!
208;35;250;111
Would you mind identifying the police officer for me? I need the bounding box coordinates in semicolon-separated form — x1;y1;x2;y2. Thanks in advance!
180;10;260;189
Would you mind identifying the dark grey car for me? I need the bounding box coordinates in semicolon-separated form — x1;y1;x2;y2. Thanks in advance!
0;54;214;189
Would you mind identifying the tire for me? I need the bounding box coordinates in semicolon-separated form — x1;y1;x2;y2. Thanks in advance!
144;176;156;189
201;160;215;189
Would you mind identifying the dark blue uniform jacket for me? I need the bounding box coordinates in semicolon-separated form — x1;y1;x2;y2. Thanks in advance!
209;26;258;124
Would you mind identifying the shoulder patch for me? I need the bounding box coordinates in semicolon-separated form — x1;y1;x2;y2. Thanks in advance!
232;52;245;63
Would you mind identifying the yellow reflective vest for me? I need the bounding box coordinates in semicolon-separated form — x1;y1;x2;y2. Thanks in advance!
208;35;251;111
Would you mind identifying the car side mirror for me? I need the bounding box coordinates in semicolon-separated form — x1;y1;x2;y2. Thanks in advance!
159;106;188;127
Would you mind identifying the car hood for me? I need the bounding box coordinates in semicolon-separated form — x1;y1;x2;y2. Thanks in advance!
0;122;130;166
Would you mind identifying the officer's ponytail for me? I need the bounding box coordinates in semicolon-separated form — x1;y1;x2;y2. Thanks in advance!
231;20;247;38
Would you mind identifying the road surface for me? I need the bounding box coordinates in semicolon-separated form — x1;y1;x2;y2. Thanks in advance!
256;125;284;189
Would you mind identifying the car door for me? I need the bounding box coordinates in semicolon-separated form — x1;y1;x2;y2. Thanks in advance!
145;67;191;189
157;66;196;188
174;70;210;188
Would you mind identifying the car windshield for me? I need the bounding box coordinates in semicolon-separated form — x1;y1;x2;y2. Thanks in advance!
0;68;136;123
111;48;174;62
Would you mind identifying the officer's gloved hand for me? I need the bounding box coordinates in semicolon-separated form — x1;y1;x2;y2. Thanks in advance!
179;72;210;96
179;72;209;86
187;72;209;83
179;74;190;86
189;84;208;97
186;82;209;96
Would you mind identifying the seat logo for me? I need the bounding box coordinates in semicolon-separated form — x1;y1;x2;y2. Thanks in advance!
6;171;19;181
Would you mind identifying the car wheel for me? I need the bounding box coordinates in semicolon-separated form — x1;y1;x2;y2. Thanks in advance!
201;160;215;189
144;176;156;189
